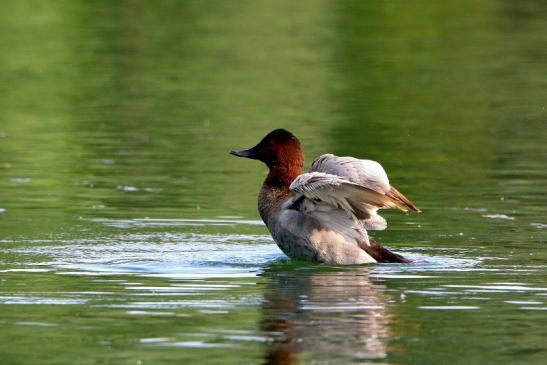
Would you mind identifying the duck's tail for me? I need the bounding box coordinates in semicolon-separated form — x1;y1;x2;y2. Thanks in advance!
359;237;410;263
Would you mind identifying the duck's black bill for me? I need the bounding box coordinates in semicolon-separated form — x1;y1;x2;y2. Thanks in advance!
230;146;259;159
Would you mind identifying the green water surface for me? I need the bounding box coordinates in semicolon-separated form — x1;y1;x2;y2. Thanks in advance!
1;1;546;364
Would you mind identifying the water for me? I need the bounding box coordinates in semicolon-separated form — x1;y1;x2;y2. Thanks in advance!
1;1;546;364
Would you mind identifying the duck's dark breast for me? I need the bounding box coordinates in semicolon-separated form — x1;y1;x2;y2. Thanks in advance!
258;185;293;225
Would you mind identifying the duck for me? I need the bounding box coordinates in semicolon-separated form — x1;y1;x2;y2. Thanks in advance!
230;129;420;265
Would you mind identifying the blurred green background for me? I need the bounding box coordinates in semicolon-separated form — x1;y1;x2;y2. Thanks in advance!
1;0;545;234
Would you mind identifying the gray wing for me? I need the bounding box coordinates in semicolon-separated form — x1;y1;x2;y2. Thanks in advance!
310;154;390;193
285;172;405;251
311;154;421;213
289;172;405;221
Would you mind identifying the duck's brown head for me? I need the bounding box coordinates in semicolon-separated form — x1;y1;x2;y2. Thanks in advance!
230;129;304;170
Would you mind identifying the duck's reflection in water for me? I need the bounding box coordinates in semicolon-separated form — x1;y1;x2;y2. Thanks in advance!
260;264;394;364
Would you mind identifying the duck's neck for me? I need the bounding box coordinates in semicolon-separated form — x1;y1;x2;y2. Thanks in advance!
264;162;303;190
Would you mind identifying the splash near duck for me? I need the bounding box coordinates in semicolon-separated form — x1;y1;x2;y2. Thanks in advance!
231;129;420;265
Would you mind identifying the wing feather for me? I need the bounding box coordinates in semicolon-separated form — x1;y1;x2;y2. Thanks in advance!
289;172;406;220
386;185;421;213
310;154;420;213
310;154;390;193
